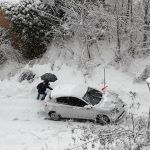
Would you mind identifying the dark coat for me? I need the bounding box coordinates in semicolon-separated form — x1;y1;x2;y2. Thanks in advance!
37;82;53;94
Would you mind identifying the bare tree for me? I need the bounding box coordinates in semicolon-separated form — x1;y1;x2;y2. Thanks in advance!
63;0;113;60
127;0;135;57
114;0;122;61
143;0;150;48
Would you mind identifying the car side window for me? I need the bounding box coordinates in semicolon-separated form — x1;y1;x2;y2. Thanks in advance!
56;97;69;105
68;97;88;107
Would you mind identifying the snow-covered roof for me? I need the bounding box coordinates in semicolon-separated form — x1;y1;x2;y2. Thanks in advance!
51;84;88;99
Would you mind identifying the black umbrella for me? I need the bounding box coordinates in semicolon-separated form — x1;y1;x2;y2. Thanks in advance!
41;73;57;82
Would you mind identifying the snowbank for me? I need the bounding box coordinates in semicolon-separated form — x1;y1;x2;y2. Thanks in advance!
146;77;150;84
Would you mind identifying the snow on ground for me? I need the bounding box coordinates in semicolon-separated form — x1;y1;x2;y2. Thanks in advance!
0;63;150;150
1;41;150;149
0;78;78;150
146;77;150;84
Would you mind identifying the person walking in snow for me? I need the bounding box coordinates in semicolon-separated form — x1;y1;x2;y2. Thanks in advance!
36;80;53;100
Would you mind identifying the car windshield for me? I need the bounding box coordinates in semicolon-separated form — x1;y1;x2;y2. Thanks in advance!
83;87;103;106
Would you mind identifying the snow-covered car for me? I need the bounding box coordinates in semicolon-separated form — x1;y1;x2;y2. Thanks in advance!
44;84;126;125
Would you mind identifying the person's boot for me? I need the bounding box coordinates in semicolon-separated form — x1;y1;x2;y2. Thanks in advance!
37;94;40;100
41;97;45;101
41;93;46;101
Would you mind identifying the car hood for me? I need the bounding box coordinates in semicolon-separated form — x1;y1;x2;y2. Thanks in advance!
93;91;123;110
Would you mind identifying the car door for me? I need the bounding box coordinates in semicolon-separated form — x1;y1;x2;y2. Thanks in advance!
55;97;76;118
67;97;95;120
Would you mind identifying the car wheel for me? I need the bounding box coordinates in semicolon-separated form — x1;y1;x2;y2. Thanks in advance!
49;112;61;121
96;115;110;125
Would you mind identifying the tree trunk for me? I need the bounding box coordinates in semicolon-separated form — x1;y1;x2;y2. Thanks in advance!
121;0;124;15
86;38;91;60
124;0;130;34
130;0;133;48
127;0;130;18
143;0;150;48
128;0;135;57
116;16;121;56
84;35;91;60
115;0;121;60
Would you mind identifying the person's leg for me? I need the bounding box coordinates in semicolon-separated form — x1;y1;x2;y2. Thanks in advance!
41;92;47;101
37;93;40;100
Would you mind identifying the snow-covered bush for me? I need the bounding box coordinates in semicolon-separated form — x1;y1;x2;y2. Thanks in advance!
135;65;150;83
0;28;8;65
68;92;150;150
0;27;9;44
68;115;149;150
18;69;35;82
4;0;65;59
0;50;7;65
0;27;22;64
135;48;150;59
110;50;133;72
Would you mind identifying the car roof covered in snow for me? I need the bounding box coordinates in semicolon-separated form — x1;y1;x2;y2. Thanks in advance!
51;84;88;99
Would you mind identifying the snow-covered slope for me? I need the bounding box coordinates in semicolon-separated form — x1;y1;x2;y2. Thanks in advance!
1;40;150;150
